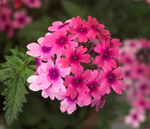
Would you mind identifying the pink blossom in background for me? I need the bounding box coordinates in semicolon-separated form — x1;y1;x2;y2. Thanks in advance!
0;0;43;37
13;9;32;29
0;7;12;22
125;108;145;128
0;20;14;37
121;38;150;128
27;16;124;114
23;0;41;8
123;39;142;54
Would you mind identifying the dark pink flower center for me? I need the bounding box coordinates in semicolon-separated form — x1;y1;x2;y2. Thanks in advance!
77;27;87;34
132;114;138;120
91;25;99;31
5;24;11;31
88;82;97;91
140;84;147;91
126;58;132;63
124;71;130;77
19;17;25;23
70;54;79;63
30;0;35;3
130;42;136;47
48;68;59;80
140;100;145;106
107;73;115;83
137;68;143;74
73;78;82;86
42;46;51;53
1;14;6;21
103;51;110;59
57;36;67;46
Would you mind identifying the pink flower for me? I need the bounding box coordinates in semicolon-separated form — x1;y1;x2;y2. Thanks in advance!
110;38;122;47
83;16;111;40
58;45;90;68
93;40;119;70
36;58;71;92
99;66;125;94
91;94;107;112
27;75;40;91
55;89;84;114
122;65;133;85
27;37;53;61
48;20;72;32
43;28;78;56
0;7;12;22
123;39;142;54
23;0;41;8
125;108;145;128
78;70;105;106
132;62;147;80
135;81;150;96
0;20;14;38
69;16;89;42
13;9;32;29
132;97;150;112
64;66;92;99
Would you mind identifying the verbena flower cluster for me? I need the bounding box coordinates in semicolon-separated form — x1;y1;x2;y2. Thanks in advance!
119;39;150;128
27;16;125;114
0;0;41;37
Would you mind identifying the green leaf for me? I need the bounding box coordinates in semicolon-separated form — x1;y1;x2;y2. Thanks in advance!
2;73;28;125
0;48;35;125
0;68;10;82
61;0;87;19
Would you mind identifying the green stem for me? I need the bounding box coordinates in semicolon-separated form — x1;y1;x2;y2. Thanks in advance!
0;68;10;73
27;65;37;70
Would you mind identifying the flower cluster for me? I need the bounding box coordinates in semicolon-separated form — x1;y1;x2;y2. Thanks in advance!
27;16;125;114
119;39;150;128
0;0;42;37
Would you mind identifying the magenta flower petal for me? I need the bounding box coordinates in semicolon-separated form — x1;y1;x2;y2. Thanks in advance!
109;47;119;58
113;66;123;79
99;80;111;94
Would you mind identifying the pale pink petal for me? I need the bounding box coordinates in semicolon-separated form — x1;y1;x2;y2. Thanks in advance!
59;67;71;77
60;99;69;112
52;77;64;92
67;103;76;114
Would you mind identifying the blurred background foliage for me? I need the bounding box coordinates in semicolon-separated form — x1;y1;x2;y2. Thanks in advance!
0;0;150;129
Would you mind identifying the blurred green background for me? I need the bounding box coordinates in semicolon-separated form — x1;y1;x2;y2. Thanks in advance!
0;0;150;129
